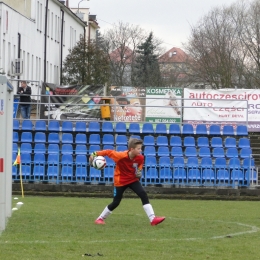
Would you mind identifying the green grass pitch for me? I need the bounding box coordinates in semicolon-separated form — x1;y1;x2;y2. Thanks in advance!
0;196;260;260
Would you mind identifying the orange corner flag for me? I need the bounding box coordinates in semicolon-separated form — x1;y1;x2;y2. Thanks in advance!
13;149;21;165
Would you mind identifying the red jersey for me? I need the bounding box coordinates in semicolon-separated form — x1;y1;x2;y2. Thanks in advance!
96;150;144;187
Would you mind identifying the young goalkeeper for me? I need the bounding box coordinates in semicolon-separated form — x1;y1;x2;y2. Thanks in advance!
89;138;165;226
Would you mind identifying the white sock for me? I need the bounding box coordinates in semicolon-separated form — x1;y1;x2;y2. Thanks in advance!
97;206;112;220
143;204;155;222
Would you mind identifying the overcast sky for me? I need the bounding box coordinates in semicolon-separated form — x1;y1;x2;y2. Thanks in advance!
69;0;246;51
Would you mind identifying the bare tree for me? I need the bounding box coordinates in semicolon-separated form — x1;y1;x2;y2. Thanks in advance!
100;21;164;86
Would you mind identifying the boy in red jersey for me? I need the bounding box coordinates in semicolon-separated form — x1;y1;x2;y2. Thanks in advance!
89;138;165;226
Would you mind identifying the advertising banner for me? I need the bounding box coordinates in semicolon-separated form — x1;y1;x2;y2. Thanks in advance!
109;86;146;122
41;83;104;121
183;88;260;131
145;87;182;123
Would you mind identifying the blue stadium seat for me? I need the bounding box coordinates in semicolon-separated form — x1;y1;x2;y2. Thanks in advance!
184;147;197;157
144;135;155;146
182;124;194;135
170;136;182;147
226;148;239;158
223;125;234;136
102;122;114;133
116;145;127;151
242;158;255;169
173;156;186;182
75;121;87;132
75;145;87;155
231;170;244;182
48;120;60;132
212;147;225;158
202;169;215;182
238;138;250;148
236;125;248;136
21;153;32;178
211;137;223;148
240;148;252;158
142;123;154;134
156;136;168;146
88;122;100;133
197;137;209;147
62;121;73;132
103;134;114;145
215;158;227;169
183;136;195;147
198;147;211;157
21;132;32;143
145;156;158;179
61;154;73;179
13;119;19;131
200;157;213;169
115;135;127;145
89;167;102;178
61;144;73;154
48;133;60;144
34;132;46;143
129;123;141;134
13;132;19;143
33;153;45;179
171;147;183;157
217;169;230;183
47;144;59;154
75;133;87;144
89;134;101;145
188;168;201;183
158;147;170;157
62;133;73;144
169;124;181;135
104;157;115;179
224;137;236;148
159;157;172;180
209;125;221;136
35;120;46;132
89;145;100;154
196;124;207;135
21;143;32;154
245;169;257;183
155;124;167;134
12;143;18;154
228;157;241;170
75;155;87;179
187;157;199;169
21;120;33;131
103;145;114;150
34;143;46;154
144;146;156;156
47;154;59;178
115;122;127;134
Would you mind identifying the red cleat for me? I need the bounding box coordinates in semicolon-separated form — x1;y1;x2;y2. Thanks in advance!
151;216;165;226
95;218;105;225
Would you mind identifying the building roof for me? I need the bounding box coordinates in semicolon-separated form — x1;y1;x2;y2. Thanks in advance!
159;47;190;63
109;46;133;64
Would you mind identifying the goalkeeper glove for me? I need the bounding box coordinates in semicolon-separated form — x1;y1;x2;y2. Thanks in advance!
91;152;97;158
136;169;142;178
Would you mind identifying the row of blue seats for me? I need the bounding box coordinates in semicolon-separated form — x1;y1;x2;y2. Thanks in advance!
13;143;252;158
13;132;251;148
13;119;249;136
12;155;256;186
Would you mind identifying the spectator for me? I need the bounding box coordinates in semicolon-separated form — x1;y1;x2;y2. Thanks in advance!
17;81;32;119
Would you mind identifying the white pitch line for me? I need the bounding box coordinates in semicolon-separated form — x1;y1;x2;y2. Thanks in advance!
0;218;259;244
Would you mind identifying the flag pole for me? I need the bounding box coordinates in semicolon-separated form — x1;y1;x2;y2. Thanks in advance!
19;161;24;198
13;149;24;198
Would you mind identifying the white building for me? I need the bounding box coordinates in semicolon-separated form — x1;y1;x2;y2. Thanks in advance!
0;0;86;93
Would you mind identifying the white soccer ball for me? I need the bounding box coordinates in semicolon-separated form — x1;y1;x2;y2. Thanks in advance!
92;156;106;170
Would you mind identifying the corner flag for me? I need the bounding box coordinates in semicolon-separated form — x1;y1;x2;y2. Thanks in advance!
13;149;24;198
